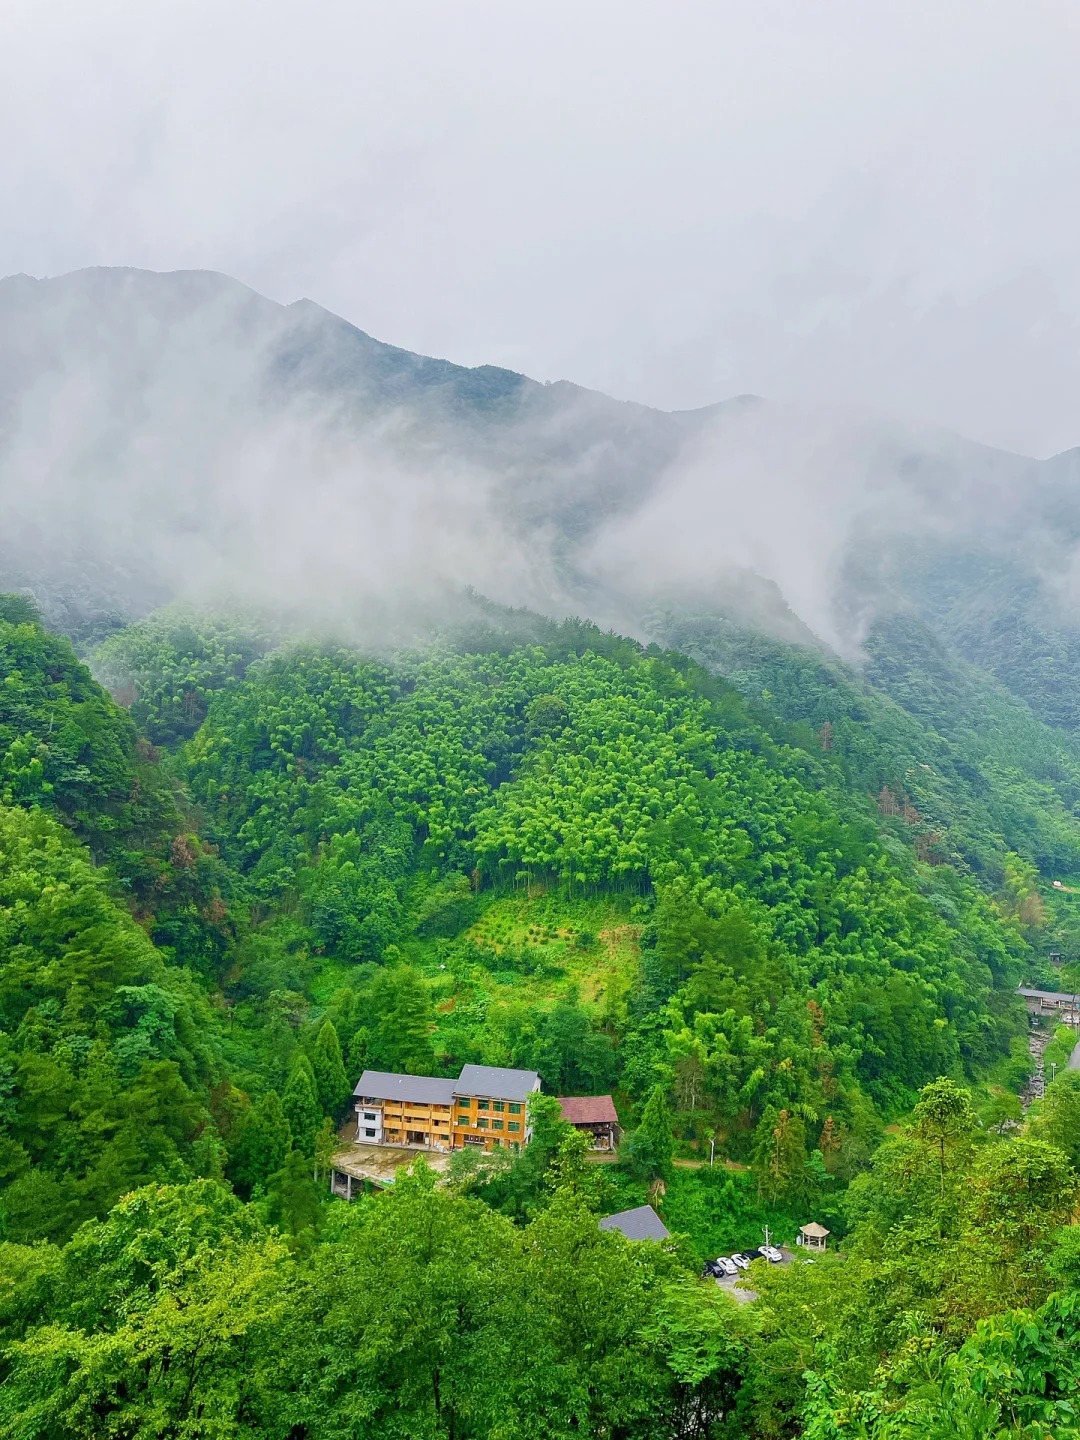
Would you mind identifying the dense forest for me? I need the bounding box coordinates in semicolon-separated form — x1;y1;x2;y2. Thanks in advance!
1;592;1079;1436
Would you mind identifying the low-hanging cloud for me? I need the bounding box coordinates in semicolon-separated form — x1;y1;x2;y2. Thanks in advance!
0;266;1069;664
0;269;582;635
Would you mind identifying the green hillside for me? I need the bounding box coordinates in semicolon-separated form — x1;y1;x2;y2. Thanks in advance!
2;596;1080;1436
653;606;1080;964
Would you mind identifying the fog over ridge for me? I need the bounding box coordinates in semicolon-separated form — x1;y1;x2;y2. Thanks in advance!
0;265;1075;664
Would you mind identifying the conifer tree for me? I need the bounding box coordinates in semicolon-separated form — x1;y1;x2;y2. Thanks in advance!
312;1018;350;1116
378;967;436;1075
753;1106;809;1203
282;1056;321;1157
632;1084;674;1180
265;1150;322;1240
228;1090;291;1196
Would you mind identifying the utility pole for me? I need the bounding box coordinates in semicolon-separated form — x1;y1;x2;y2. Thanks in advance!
709;1137;715;1167
764;1224;771;1250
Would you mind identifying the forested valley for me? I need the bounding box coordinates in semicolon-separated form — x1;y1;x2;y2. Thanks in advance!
1;586;1080;1437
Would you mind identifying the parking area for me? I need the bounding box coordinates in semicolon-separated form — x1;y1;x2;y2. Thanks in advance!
712;1247;796;1304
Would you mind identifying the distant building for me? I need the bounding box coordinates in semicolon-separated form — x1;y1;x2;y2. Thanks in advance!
599;1204;670;1241
797;1222;829;1253
557;1095;620;1151
1018;986;1080;1024
353;1063;540;1154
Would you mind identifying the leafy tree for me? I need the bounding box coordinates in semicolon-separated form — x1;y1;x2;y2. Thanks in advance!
1029;1068;1080;1169
912;1077;977;1195
529;996;617;1093
525;692;570;739
0;1183;296;1438
309;1162;526;1436
264;1149;322;1244
802;1291;1080;1439
961;1137;1078;1311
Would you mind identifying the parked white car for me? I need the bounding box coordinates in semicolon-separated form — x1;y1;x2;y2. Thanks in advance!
730;1253;752;1270
761;1244;784;1263
715;1256;738;1277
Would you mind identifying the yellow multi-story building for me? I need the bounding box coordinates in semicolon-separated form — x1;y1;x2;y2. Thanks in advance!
450;1064;538;1153
353;1073;456;1148
353;1063;540;1153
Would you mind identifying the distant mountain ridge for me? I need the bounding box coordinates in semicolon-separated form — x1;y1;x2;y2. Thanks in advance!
3;265;1080;736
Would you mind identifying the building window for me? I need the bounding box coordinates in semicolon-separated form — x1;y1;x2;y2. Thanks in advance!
364;1128;376;1138
508;1103;522;1115
477;1099;489;1110
493;1101;504;1112
477;1118;489;1129
508;1121;521;1133
363;1111;377;1121
492;1119;503;1130
458;1098;470;1109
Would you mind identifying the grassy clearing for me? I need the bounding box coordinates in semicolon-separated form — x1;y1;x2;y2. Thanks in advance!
414;892;643;1018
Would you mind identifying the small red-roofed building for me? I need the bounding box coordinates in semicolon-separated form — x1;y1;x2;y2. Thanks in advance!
557;1095;620;1151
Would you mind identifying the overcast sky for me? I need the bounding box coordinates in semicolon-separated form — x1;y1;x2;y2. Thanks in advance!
2;0;1078;456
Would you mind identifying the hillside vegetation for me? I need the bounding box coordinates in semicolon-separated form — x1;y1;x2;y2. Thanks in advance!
1;596;1079;1436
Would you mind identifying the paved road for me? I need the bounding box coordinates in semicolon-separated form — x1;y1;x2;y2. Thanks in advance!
1068;1035;1080;1070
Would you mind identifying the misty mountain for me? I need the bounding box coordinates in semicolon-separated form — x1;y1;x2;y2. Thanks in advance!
2;265;1079;730
0;266;733;631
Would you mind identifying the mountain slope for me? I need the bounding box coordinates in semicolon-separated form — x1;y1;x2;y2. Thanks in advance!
653;607;1080;866
0;266;739;640
4;265;1079;685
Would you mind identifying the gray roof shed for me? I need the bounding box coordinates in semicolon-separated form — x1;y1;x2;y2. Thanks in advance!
598;1204;671;1241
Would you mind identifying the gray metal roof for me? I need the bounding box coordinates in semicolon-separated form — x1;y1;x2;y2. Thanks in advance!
1018;987;1079;1003
354;1070;456;1105
454;1064;541;1102
598;1204;671;1241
